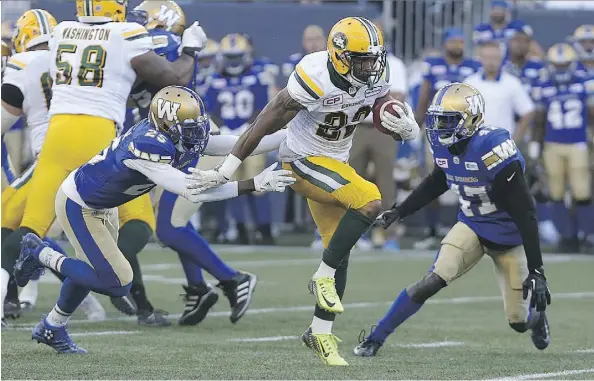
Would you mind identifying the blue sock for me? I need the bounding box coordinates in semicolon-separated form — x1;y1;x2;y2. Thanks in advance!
370;289;423;344
535;202;551;222
576;203;594;235
56;278;90;314
177;249;205;285
250;194;272;225
213;200;229;232
229;196;247;224
425;207;440;236
550;201;573;238
43;237;67;255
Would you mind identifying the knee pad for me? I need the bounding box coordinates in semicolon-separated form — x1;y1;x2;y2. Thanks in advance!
407;272;446;303
509;321;529;333
118;220;152;258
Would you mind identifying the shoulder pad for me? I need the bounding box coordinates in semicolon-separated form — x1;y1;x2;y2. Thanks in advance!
293;54;325;100
478;128;519;171
120;22;149;42
128;129;175;164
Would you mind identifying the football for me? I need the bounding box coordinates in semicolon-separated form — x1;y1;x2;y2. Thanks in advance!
372;96;409;140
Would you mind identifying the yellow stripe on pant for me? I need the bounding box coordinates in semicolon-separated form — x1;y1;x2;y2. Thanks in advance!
20;114;116;236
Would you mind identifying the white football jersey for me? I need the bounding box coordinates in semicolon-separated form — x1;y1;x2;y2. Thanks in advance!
48;21;152;127
282;51;391;162
3;50;52;157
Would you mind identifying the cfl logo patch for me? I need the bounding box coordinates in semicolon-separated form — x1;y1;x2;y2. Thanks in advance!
156;98;181;122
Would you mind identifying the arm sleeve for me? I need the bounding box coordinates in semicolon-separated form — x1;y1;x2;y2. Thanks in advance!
190;182;239;202
396;167;449;218
511;77;535;117
123;159;187;196
490;160;543;271
203;129;286;156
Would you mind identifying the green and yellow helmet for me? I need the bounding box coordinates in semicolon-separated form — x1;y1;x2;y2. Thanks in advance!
327;17;386;86
149;86;210;155
426;83;485;146
76;0;127;23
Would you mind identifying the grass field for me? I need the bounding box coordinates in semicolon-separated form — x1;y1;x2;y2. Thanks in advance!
2;246;594;380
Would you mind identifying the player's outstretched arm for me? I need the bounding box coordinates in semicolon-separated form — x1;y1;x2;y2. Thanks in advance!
490;160;550;311
202;129;287;156
376;167;449;229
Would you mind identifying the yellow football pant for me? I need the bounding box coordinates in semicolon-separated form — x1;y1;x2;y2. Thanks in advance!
282;156;381;248
20;115;117;236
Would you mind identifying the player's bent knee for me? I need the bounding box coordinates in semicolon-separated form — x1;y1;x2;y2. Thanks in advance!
108;282;132;298
358;199;382;219
406;272;447;303
509;321;529;333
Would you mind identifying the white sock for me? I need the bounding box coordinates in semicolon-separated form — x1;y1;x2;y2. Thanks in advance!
1;268;9;318
45;305;71;327
313;261;336;279
311;316;333;334
19;279;39;306
38;247;66;272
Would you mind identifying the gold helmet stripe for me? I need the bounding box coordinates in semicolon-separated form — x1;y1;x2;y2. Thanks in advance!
32;9;49;35
434;83;454;106
355;17;378;46
295;64;324;99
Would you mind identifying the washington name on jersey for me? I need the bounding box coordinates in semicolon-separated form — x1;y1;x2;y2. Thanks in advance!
62;119;193;210
282;51;391;162
431;126;525;246
3;50;51;157
48;21;153;127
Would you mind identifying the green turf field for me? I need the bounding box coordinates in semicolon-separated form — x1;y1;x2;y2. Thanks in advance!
2;246;594;380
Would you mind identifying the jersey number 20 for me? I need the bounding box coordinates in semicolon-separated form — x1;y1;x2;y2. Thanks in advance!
55;44;106;87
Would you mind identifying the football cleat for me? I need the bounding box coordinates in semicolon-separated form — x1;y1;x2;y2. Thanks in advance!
110;294;138;316
32;317;87;354
178;283;219;326
308;277;344;314
137;309;171;327
531;311;550;350
217;272;257;323
353;327;383;357
3;300;23;319
301;327;348;366
79;294;107;321
14;233;46;287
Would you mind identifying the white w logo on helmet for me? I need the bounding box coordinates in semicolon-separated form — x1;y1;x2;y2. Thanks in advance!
465;94;484;115
156;4;181;28
157;98;181;122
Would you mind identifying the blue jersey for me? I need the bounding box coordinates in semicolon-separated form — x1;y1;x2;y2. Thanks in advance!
422;56;481;95
73;120;193;209
431;127;525;246
473;21;516;44
203;69;271;132
534;75;594;144
501;58;544;97
252;56;279;77
124;29;197;130
576;61;594;79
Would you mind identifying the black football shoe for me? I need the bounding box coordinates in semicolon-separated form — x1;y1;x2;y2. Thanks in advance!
178;283;219;326
217;272;257;323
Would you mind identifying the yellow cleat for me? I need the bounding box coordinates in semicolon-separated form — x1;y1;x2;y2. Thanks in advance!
308;277;344;314
301;327;349;366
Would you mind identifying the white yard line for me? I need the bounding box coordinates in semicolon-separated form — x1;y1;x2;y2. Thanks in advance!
5;291;593;329
571;348;594;353
229;335;300;342
391;341;466;348
69;330;139;337
486;368;594;380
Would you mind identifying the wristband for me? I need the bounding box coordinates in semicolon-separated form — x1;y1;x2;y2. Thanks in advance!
219;154;242;179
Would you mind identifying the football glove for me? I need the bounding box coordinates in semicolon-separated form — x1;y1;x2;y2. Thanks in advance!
522;267;551;312
186;166;229;193
253;163;295;192
181;21;208;56
375;205;402;229
380;102;419;141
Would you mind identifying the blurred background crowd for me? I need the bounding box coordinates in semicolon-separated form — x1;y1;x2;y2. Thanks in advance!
2;0;593;253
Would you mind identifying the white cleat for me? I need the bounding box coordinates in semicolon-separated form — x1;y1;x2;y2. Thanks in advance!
79;294;107;321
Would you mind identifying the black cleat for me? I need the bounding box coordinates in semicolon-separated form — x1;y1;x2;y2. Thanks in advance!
353;327;383;357
137;309;171;327
110;294;138;316
217;272;257;323
4;300;23;319
531;312;550;350
178;283;219;326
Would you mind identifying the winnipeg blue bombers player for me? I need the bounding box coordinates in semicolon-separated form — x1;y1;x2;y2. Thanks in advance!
13;86;294;353
531;43;594;253
189;17;419;365
354;83;552;357
572;25;594;78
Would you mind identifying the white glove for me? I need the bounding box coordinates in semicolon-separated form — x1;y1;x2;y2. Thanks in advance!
180;21;207;55
185;166;229;193
380;101;420;141
253;163;295;192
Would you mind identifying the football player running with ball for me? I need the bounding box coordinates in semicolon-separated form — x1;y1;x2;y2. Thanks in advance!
13;86;295;354
188;17;419;365
354;83;551;357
